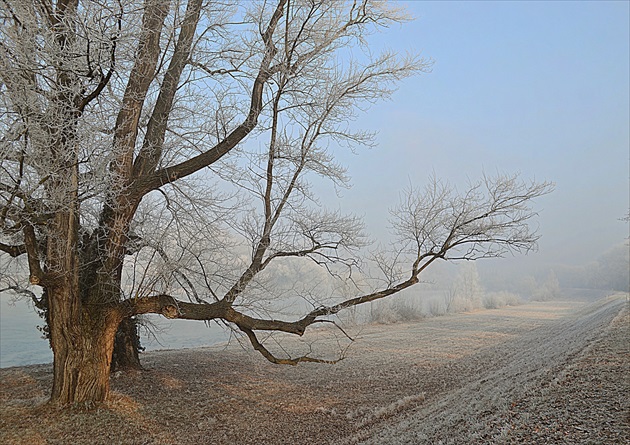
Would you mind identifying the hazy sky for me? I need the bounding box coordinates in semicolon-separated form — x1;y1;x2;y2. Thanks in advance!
331;0;629;267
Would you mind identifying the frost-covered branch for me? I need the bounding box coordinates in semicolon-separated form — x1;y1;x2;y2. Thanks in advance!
389;173;554;271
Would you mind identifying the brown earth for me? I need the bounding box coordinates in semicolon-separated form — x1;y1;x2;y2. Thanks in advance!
0;296;628;445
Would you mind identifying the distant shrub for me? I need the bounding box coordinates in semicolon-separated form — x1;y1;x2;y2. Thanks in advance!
449;296;480;313
393;300;423;322
530;270;562;301
367;301;397;324
367;299;425;324
530;289;554;302
426;298;446;317
483;291;521;309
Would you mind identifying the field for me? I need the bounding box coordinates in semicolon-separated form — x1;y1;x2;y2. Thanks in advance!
1;296;628;444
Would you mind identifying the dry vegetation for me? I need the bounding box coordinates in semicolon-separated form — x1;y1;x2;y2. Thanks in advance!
1;296;628;445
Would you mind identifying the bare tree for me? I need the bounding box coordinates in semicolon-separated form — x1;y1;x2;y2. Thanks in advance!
449;262;483;312
0;0;551;407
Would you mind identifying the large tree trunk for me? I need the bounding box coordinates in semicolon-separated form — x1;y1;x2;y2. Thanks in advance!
48;284;121;406
79;237;143;373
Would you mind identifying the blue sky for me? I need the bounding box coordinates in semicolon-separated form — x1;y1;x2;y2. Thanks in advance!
334;0;629;266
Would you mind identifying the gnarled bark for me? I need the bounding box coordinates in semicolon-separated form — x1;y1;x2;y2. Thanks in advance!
111;317;143;372
47;274;122;405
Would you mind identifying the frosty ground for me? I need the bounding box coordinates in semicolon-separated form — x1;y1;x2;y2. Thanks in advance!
1;296;628;444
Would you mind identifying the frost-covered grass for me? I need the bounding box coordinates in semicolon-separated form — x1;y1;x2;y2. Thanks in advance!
0;297;626;445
